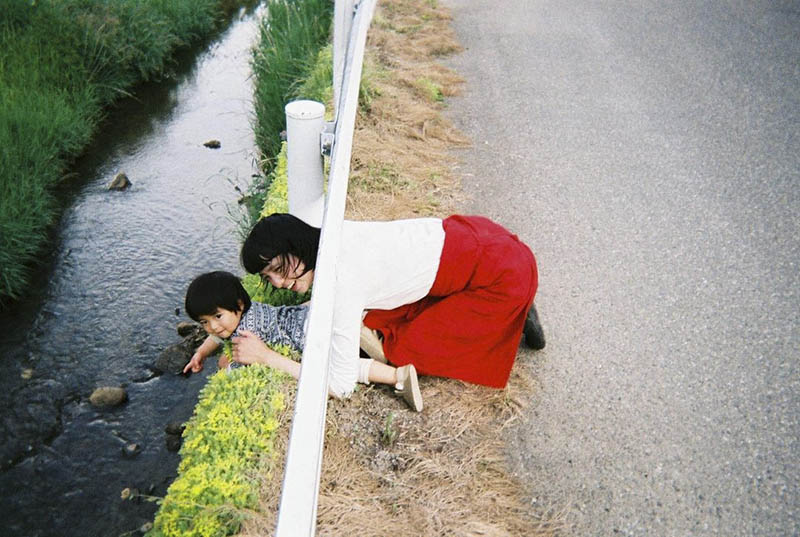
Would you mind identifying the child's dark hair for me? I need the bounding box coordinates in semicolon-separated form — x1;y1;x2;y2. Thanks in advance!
185;271;252;322
241;213;321;277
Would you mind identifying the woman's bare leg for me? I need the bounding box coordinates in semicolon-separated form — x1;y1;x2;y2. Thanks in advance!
367;359;396;384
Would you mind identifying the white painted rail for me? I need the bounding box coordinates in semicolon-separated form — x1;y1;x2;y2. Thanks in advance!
274;1;377;535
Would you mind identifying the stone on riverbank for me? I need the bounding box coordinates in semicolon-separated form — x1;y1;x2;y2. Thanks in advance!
176;322;206;348
176;321;198;337
165;433;182;452
155;324;207;374
165;422;185;452
154;342;191;374
165;422;185;436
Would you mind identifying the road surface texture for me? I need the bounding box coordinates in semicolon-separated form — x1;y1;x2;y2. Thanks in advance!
443;0;799;535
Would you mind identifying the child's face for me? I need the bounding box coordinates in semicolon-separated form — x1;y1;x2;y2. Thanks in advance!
198;307;243;339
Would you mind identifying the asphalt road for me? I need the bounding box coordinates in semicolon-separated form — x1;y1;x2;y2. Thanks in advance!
443;1;799;535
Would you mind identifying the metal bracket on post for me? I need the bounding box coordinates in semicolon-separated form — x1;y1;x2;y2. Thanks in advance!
320;122;336;156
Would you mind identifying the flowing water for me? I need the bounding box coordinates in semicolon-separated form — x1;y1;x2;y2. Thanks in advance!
0;6;264;536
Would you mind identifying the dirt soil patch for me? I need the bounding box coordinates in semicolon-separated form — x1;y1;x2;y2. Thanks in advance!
240;0;564;534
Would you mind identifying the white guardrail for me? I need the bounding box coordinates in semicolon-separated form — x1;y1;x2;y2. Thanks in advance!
275;0;377;535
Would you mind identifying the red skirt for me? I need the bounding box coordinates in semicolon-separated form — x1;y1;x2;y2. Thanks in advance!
363;215;538;388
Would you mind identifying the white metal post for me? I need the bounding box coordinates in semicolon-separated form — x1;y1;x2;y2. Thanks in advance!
285;100;326;227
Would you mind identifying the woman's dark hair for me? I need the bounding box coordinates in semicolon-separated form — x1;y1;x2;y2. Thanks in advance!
241;213;321;277
185;271;252;321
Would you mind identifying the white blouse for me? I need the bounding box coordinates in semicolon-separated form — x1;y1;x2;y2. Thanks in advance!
327;218;445;397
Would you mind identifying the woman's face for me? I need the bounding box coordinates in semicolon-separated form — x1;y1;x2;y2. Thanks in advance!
260;254;314;294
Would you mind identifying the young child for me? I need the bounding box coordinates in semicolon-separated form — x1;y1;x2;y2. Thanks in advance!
183;270;306;373
182;271;423;411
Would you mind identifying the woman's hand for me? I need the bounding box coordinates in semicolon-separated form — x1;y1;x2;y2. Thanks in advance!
232;330;270;366
233;330;302;380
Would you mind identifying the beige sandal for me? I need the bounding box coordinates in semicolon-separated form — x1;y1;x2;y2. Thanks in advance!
395;364;423;412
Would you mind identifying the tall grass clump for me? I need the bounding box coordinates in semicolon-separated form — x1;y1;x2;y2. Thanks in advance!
0;0;240;306
251;0;333;173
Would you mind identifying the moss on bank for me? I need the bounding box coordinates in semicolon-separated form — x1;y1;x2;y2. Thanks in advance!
149;365;292;537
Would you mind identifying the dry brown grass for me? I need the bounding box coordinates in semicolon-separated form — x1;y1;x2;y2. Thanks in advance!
239;0;565;535
345;0;470;221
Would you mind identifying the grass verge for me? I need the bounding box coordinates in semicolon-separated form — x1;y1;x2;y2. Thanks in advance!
148;364;293;537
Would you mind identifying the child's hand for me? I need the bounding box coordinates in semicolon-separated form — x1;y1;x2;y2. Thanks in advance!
232;330;268;366
218;355;231;369
183;352;205;374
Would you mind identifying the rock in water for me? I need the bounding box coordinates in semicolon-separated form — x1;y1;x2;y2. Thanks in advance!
164;422;185;436
165;434;182;452
176;321;197;337
154;342;191;374
108;172;131;190
89;386;127;407
122;443;142;458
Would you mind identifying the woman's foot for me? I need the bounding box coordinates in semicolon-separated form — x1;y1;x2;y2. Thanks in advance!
360;324;387;363
394;364;423;412
524;303;546;350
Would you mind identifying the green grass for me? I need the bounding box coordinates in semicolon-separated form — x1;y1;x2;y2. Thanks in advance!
296;44;335;108
149;364;291;537
0;0;244;306
250;0;333;182
415;77;444;102
247;10;384;221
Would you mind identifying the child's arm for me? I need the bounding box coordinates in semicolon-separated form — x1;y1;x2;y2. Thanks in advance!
232;330;301;379
183;335;220;374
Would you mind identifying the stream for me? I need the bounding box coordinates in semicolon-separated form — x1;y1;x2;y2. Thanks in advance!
0;6;264;536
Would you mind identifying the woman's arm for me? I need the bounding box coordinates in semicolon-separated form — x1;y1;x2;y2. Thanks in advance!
232;330;301;379
326;297;363;398
183;335;220;373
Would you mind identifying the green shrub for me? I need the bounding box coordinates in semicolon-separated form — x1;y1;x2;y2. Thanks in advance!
149;365;291;537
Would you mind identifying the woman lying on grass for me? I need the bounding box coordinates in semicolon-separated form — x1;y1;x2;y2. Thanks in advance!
234;213;546;411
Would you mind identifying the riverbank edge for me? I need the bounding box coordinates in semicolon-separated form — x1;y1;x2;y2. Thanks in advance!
0;0;254;306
